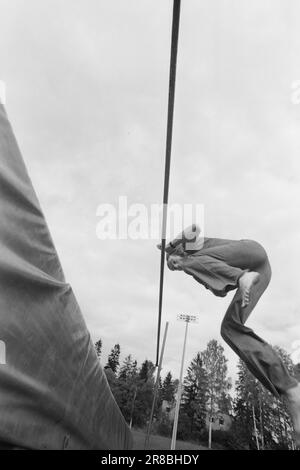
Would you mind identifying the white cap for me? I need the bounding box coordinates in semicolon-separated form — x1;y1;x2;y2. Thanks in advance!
0;81;6;105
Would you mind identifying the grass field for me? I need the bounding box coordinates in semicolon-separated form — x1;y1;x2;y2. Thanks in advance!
132;429;208;450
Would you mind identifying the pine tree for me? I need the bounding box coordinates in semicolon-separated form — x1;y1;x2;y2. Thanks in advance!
119;354;136;381
132;360;155;427
106;354;138;427
95;339;102;359
139;360;155;382
180;352;208;439
106;344;121;374
162;372;176;403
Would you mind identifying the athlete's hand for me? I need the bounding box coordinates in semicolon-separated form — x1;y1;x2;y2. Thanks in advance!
157;243;174;254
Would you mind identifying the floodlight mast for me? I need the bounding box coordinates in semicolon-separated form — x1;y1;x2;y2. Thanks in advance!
171;314;198;450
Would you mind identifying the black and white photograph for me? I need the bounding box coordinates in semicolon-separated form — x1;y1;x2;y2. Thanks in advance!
0;0;300;455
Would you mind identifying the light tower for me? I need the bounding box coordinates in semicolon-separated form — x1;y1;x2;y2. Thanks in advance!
171;314;198;450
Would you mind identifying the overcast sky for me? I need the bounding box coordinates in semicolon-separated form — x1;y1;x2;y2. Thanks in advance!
1;0;300;384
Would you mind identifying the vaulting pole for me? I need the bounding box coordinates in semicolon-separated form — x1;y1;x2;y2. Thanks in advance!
156;0;181;367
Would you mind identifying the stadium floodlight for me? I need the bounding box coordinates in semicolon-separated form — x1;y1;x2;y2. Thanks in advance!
177;314;199;323
171;313;199;450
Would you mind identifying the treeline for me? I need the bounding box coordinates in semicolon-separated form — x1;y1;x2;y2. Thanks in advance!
95;339;173;429
232;347;300;450
95;338;300;450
